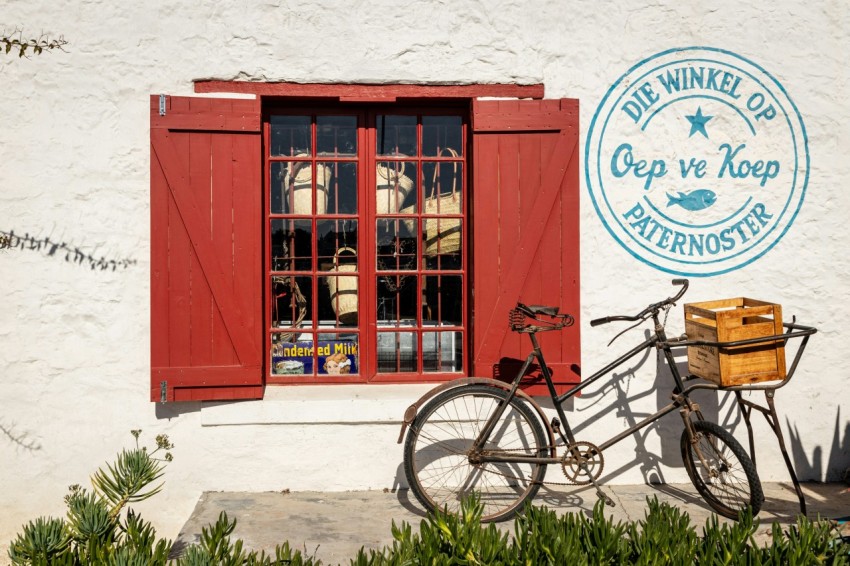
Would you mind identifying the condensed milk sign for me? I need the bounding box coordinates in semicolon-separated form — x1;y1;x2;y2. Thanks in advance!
586;47;809;276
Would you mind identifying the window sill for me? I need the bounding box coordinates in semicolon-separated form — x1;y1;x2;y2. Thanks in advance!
200;383;435;426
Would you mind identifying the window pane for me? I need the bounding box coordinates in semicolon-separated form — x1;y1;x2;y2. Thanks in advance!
422;116;463;157
422;218;462;261
421;162;462;214
376;275;418;327
317;116;357;156
272;160;326;215
376;161;417;214
317;333;360;375
423;331;463;372
376;219;417;271
378;332;418;373
318;240;358;327
377;115;417;156
271;219;312;271
271;333;311;376
270;162;286;214
423;275;463;326
270;115;311;157
424;246;462;270
271;275;311;331
317;220;357;266
321;274;358;327
321;161;357;214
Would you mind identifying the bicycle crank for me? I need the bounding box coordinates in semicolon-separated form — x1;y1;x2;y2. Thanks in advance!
561;441;604;485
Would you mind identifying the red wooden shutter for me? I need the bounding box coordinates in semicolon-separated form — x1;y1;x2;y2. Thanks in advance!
471;98;581;393
150;95;263;402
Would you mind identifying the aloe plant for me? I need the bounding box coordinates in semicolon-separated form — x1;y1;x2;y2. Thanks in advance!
8;431;174;565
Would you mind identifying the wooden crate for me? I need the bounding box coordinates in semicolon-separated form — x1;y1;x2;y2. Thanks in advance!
684;298;786;386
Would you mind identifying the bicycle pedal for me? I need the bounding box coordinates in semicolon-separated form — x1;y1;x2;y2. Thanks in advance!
597;490;615;507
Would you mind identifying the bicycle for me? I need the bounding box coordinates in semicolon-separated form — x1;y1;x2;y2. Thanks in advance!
399;279;767;522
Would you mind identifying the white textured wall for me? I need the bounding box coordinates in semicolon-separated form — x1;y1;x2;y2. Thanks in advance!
1;0;848;547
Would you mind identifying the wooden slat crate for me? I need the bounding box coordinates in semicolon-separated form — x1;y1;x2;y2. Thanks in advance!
684;298;786;386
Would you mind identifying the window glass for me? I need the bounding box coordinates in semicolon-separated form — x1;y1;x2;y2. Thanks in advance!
271;160;327;215
421;162;463;214
376;219;417;271
422;116;463;157
376;161;417;214
272;332;360;376
271;219;312;271
378;332;418;372
271;275;311;330
321;161;358;214
270;115;311;156
423;331;463;372
318;333;359;375
422;275;463;326
377;115;417;156
317;116;357;156
376;275;418;327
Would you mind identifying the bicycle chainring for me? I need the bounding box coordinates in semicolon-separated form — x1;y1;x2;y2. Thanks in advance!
561;441;604;485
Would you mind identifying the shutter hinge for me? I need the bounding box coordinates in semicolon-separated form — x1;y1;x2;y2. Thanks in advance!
160;380;168;403
158;94;167;116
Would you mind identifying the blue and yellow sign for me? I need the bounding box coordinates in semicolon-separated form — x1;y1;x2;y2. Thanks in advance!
273;340;359;376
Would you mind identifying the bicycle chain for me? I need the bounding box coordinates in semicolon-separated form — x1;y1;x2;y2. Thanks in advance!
473;441;604;487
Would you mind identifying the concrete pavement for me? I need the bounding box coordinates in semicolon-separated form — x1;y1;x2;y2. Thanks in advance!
174;482;850;565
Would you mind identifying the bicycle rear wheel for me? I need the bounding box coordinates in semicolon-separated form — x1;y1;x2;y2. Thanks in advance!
680;419;763;519
403;385;548;522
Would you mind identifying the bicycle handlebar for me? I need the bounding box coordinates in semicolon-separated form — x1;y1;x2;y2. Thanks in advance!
590;279;689;327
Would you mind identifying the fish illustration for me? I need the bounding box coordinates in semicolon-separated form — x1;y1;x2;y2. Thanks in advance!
666;189;717;211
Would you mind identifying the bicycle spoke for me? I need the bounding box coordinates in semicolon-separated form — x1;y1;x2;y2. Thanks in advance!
404;385;547;521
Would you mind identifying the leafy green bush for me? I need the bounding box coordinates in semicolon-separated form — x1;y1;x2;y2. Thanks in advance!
7;431;317;566
9;435;849;565
356;495;849;565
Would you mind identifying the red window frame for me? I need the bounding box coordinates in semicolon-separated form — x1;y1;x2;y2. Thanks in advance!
263;103;470;385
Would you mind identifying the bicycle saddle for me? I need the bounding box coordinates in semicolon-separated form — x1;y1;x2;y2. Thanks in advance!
519;303;559;316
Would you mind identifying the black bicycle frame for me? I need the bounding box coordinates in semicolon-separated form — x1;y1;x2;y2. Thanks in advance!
472;312;686;464
473;313;815;468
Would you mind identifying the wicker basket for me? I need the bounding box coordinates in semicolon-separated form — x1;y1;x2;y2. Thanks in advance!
283;159;331;215
325;247;358;324
423;148;461;256
375;161;414;215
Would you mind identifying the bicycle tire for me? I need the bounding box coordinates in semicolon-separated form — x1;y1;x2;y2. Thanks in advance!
403;385;548;522
680;419;763;519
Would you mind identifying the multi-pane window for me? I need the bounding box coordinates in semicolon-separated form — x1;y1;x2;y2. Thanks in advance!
266;107;467;383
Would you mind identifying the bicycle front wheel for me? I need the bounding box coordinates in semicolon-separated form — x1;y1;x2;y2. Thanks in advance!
403;385;548;522
681;420;763;519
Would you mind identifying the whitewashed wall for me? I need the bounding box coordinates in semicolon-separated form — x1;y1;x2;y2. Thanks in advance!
1;0;848;545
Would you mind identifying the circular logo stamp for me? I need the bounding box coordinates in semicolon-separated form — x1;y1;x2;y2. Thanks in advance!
586;47;809;276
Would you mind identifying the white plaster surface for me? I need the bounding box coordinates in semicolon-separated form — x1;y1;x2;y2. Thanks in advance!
1;0;848;551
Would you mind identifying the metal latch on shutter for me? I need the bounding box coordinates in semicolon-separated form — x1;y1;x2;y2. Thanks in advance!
160;380;168;403
159;94;167;116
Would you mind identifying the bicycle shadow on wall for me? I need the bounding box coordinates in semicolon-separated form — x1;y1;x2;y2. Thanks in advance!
535;336;742;510
787;408;850;483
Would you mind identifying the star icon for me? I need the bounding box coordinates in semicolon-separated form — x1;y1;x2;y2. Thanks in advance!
685;106;713;138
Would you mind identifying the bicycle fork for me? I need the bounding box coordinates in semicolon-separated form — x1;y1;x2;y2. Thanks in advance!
678;397;718;475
